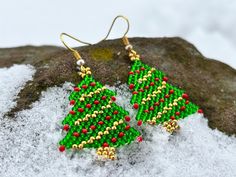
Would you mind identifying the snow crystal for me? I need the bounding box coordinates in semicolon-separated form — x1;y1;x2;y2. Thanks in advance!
0;65;35;118
0;65;235;177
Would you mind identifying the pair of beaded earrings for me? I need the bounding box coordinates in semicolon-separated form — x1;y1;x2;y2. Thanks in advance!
58;16;202;160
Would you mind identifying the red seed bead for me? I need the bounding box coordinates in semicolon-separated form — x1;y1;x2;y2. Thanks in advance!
180;106;186;111
86;104;91;108
103;142;109;147
137;136;143;142
150;82;155;86
137;120;142;126
133;91;138;94
133;103;139;109
140;67;145;70
98;121;104;125
125;125;130;130
59;145;65;152
182;93;189;99
139;88;144;92
82;85;87;89
136;70;140;73
129;71;134;75
78;108;84;113
69;110;75;115
82;129;87;134
74;87;80;92
185;100;190;104
170;116;175;120
160;98;165;102
111;96;116;101
169;90;174;94
155;78;159;81
113;110;118;115
129;84;134;89
90;82;96;86
106;116;111;120
73;132;79;137
144;110;149;113
165;94;170;98
101;96;106;100
145;86;149;89
176;112;180;116
111;137;117;143
70;100;75;105
90;125;96;130
118;132;124;138
125;116;131;122
198;109;203;114
149;107;154;111
63;124;70;131
94;100;99;104
163;77;168;82
154;102;160;106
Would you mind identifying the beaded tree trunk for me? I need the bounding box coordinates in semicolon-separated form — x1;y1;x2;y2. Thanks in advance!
59;69;141;160
127;58;200;133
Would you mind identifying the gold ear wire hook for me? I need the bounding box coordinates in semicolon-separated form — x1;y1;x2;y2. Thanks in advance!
96;15;131;46
60;32;92;60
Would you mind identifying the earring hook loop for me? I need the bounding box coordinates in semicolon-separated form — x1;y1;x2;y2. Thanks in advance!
60;32;92;60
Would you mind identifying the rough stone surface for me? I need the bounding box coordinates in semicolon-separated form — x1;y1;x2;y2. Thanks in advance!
0;37;235;135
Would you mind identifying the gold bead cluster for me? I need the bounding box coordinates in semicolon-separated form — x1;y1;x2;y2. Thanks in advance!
78;66;92;78
163;120;180;133
141;81;166;105
96;147;116;160
79;86;107;102
138;68;156;83
128;50;140;61
74;97;113;126
147;96;183;124
73;120;124;150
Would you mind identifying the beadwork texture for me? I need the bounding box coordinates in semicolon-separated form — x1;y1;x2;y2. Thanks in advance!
128;59;199;126
59;75;140;158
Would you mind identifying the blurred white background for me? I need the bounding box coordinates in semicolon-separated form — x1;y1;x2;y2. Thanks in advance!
0;0;236;68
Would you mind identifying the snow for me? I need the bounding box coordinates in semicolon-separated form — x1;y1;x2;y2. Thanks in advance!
0;65;35;118
0;65;236;177
0;0;236;69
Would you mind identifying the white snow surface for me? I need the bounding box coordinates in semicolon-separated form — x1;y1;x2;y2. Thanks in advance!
0;65;35;118
0;65;236;177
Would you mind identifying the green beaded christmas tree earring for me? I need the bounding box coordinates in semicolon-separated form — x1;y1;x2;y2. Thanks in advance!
58;33;141;160
120;20;203;133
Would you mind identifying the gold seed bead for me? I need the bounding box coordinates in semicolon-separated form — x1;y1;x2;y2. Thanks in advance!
72;144;77;149
98;132;103;136
78;144;83;149
141;101;145;104
79;97;85;102
113;121;119;126
99;111;103;114
178;97;183;101
143;78;147;81
102;86;106;90
90;136;95;141
97;147;103;151
104;131;109;135
92;114;96;118
94;111;98;114
107;105;111;108
112;126;117;130
147;74;151;77
106;127;111;131
173;102;178;106
97;151;102;155
157;115;161;118
119;120;123;124
162;81;166;85
152;94;156;97
109;100;113;104
74;121;79;125
96;136;101;140
151;68;155;71
157;90;161;94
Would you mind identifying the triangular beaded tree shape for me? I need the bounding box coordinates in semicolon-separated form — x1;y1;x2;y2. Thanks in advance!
59;74;141;160
127;59;200;132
